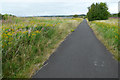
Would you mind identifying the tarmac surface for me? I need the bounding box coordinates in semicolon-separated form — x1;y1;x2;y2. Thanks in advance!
33;19;118;78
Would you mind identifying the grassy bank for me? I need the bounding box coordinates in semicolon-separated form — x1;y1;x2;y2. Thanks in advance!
88;18;119;61
2;17;83;78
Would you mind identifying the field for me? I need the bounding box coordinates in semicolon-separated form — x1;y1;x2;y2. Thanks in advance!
89;18;119;60
1;17;83;78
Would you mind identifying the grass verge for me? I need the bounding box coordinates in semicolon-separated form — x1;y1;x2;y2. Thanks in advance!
2;17;83;78
88;18;119;61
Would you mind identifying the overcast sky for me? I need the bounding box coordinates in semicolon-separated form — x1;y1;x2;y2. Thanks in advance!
0;0;119;16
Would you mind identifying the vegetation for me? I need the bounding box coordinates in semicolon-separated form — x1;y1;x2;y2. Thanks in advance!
73;14;79;18
2;16;83;78
109;12;120;17
118;12;120;17
0;13;16;20
89;18;119;60
0;13;2;79
40;14;86;18
0;14;2;20
110;14;118;17
87;2;110;21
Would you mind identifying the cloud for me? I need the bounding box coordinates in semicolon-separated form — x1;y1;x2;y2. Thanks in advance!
1;0;119;16
108;2;118;13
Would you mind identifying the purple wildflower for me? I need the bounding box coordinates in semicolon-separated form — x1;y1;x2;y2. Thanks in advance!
42;28;44;30
19;29;22;31
8;29;11;31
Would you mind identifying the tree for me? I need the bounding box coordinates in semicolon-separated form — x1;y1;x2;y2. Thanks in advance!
0;13;2;20
87;2;110;21
0;13;16;20
2;14;9;20
118;12;120;17
73;14;79;18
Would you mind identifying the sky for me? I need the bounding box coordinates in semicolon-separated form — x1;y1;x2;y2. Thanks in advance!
0;0;119;17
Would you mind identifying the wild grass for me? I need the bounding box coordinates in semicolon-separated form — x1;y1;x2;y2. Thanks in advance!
0;20;2;79
89;18;119;61
2;17;83;78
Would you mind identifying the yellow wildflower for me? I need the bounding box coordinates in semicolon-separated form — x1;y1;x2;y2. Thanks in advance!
35;30;40;33
23;31;28;34
115;35;118;39
32;34;36;36
7;33;12;36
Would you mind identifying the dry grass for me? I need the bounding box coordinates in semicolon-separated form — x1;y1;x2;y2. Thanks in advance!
88;19;119;60
2;17;83;78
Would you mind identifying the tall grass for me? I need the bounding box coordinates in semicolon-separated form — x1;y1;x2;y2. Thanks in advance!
2;17;83;78
0;19;2;79
89;18;119;60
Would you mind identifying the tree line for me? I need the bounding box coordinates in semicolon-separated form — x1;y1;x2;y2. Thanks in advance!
0;13;16;20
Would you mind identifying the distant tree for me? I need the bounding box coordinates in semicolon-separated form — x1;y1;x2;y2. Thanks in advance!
2;14;9;20
9;14;16;17
0;13;16;20
109;13;118;17
118;12;120;17
84;15;87;19
87;2;110;21
0;13;2;20
73;14;79;18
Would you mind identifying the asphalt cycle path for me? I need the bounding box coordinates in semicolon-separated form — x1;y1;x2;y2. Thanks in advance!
33;19;118;78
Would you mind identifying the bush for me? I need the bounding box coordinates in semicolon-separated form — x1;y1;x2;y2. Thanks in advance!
87;2;110;21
